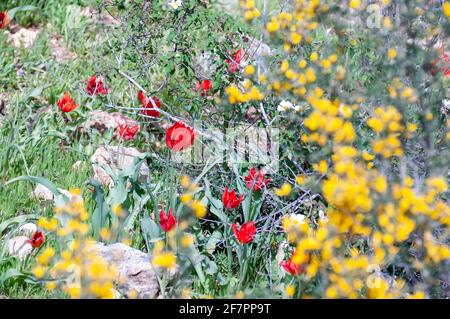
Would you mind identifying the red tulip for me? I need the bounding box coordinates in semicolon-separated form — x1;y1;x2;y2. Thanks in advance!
159;209;177;232
195;79;212;96
165;121;195;152
116;123;139;141
280;258;305;276
232;221;256;244
244;167;271;191
430;46;450;77
222;187;244;210
28;231;45;249
138;91;161;117
226;49;245;74
0;12;9;29
86;75;107;95
57;92;79;113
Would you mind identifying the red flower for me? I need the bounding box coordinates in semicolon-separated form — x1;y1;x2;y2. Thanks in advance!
159;209;177;232
165;121;195;152
86;75;107;95
116;123;139;141
57;92;79;113
232;221;256;244
280;259;305;276
28;231;45;249
430;46;450;77
195;79;213;96
222;187;244;210
226;49;245;74
0;12;9;29
138;91;161;117
244;167;271;191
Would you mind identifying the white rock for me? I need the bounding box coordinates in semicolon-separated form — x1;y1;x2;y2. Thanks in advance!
6;27;39;48
18;223;37;237
8;236;33;259
91;146;149;187
94;243;163;299
30;184;79;202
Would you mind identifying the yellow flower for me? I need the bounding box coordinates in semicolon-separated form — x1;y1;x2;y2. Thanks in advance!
296;175;306;185
192;200;207;218
298;59;307;68
387;48;397;60
443;2;450;18
285;284;296;297
274;183;292;197
37;247;56;265
310;51;318;62
152;252;177;269
33;265;46;279
266;19;279;33
406;123;417;133
181;233;195;247
350;0;361;9
46;281;57;291
245;65;255;75
291;32;302;45
313;160;328;174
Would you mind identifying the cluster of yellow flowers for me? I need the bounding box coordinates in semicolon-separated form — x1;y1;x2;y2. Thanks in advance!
179;175;207;218
234;0;450;298
239;0;260;22
34;190;118;299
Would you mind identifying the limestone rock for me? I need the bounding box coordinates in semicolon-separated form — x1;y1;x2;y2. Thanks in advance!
90;145;149;187
94;243;159;299
18;223;37;237
30;184;77;202
82;110;139;138
6;26;39;48
8;236;33;259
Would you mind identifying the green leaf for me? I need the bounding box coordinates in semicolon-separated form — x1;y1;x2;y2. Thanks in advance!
0;214;38;236
5;175;62;198
87;179;108;239
206;230;222;255
7;5;37;21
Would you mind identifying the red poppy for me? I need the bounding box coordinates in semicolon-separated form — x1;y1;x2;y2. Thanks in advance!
244;167;271;191
195;79;213;96
86;75;108;95
430;46;450;77
165;121;195;152
116;123;139;141
226;49;245;74
138;91;161;117
0;12;9;29
232;221;256;244
28;231;45;249
159;209;177;232
222;187;244;210
280;258;305;276
57;92;79;113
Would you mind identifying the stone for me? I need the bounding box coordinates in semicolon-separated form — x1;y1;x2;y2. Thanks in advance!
7;236;33;259
6;26;39;48
90;145;149;187
93;243;159;299
82;110;139;138
18;223;37;237
49;36;75;62
30;184;76;202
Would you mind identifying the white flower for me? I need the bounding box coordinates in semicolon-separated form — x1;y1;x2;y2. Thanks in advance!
168;0;182;10
288;213;306;225
277;100;293;112
319;209;328;223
